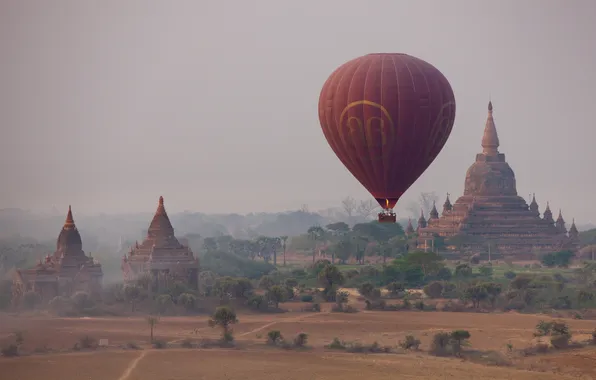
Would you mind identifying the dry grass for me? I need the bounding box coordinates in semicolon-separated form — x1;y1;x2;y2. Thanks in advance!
1;309;596;379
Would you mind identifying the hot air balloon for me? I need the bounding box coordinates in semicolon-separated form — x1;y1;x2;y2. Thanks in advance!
318;53;456;223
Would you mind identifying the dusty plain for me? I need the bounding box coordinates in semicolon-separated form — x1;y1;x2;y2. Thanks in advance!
2;308;596;380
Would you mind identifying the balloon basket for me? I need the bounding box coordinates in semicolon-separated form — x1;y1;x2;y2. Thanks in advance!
378;210;396;223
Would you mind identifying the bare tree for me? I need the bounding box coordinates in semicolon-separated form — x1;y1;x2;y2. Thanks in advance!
405;201;420;219
341;196;357;218
418;192;438;216
356;199;379;220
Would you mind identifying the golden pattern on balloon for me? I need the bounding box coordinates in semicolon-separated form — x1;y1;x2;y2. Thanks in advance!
337;100;396;157
422;100;457;163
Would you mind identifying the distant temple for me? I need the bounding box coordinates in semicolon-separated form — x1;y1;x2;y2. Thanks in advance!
417;102;579;255
121;196;199;290
12;206;103;305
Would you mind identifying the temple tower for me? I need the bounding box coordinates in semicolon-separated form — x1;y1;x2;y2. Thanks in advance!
442;193;452;215
122;196;199;290
543;202;554;225
417;101;575;256
556;210;567;234
429;202;439;220
417;210;427;232
529;194;539;217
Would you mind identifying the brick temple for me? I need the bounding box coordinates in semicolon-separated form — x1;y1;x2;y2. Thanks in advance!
417;102;579;255
12;206;103;305
121;196;199;290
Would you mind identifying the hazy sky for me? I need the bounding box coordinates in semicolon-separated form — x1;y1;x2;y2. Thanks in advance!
1;1;595;221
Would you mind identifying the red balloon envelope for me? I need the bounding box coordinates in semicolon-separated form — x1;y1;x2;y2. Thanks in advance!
318;53;456;221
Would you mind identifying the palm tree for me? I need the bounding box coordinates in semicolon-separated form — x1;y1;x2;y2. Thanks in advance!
307;226;325;264
280;236;288;266
146;316;160;342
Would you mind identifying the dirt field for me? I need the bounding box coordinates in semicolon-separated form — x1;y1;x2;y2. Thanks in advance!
1;309;596;379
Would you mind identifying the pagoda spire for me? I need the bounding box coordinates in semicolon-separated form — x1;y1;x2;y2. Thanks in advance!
147;195;175;240
442;193;452;215
543;201;554;224
429;201;439;220
417;209;427;230
482;100;500;156
556;209;567;234
569;218;579;239
529;193;539;215
64;205;75;229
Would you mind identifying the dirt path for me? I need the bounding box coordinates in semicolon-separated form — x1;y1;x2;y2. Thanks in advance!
117;350;147;380
238;312;326;338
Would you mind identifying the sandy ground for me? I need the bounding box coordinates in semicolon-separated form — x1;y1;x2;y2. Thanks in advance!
2;309;596;379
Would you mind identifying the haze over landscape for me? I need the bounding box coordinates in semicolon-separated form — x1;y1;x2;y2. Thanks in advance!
2;0;595;221
4;2;596;380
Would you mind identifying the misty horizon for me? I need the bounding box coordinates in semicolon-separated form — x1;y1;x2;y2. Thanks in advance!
2;1;595;222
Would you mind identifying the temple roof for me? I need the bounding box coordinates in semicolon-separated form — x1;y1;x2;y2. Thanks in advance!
143;196;181;249
149;196;174;236
56;205;83;256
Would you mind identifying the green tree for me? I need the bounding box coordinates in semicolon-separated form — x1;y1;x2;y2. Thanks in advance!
541;250;574;268
450;330;471;356
177;293;197;311
258;275;275;290
317;264;345;296
478;264;493;277
331;239;354;264
267;285;287;308
123;284;142;312
307;226;326;264
455;263;473;278
209;306;239;339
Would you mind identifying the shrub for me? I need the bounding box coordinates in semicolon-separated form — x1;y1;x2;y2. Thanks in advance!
300;294;313;302
293;332;308;347
550;334;570;349
345;341;391;353
248;295;267;311
312;303;321;312
399;335;421;350
1;344;19;357
126;342;140;349
386;282;405;296
152;340;167;349
78;335;97;350
71;291;94;311
223;331;234;343
423;281;443;298
267;330;283;345
504;271;517;279
430;332;452;356
326;337;346;350
358;282;375;297
177;293;197;311
181;339;194;348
